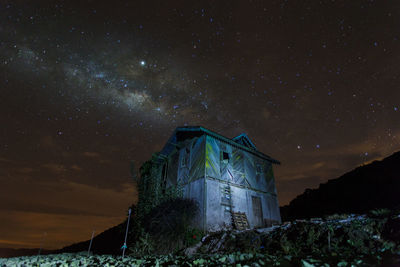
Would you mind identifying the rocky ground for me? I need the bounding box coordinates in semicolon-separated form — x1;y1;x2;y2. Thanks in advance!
1;210;399;266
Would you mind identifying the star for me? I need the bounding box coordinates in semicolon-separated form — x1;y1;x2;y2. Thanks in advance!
0;0;399;252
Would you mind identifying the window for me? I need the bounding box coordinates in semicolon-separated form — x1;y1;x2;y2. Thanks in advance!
256;163;263;174
181;152;186;167
181;147;190;167
161;163;168;194
221;151;230;164
223;152;229;160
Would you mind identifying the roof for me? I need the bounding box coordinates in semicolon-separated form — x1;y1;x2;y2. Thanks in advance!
232;133;257;150
158;126;280;164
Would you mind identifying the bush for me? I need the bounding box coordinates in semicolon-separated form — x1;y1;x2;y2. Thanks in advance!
128;232;154;257
369;208;392;218
129;197;202;255
184;227;204;247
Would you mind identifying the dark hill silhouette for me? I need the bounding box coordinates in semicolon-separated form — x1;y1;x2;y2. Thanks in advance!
0;247;56;258
280;151;400;221
54;220;129;256
0;220;129;258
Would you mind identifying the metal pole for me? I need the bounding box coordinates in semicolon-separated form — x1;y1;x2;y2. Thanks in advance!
87;229;95;257
38;232;47;256
122;208;131;258
36;232;47;266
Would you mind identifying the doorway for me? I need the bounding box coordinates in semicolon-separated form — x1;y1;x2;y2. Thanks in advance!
251;196;263;227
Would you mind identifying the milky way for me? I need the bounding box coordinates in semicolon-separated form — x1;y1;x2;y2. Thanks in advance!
1;0;400;249
1;24;212;125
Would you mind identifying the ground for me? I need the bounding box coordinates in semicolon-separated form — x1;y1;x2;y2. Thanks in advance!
1;210;399;266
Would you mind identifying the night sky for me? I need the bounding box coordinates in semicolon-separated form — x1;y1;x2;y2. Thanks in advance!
1;0;399;250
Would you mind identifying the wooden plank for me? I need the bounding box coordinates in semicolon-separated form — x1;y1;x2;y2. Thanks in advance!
232;212;249;230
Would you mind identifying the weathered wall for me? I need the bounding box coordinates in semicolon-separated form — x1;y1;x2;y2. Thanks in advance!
182;177;205;230
265;194;281;225
205;179;281;230
168;135;206;230
205;179;232;231
205;135;221;179
188;136;206;183
204;135;281;229
204;135;277;194
177;135;206;185
165;133;280;231
166;151;179;187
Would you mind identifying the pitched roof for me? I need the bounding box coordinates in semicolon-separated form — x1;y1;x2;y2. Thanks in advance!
232;133;257;150
158;126;280;164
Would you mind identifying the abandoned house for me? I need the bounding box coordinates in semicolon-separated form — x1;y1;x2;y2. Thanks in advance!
149;126;281;231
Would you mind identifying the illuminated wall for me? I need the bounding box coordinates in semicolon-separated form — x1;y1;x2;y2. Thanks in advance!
204;135;281;230
161;129;280;231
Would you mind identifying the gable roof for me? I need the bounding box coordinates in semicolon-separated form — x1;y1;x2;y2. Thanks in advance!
158;126;280;164
232;133;257;150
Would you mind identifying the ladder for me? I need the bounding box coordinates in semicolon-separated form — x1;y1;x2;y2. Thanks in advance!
223;182;249;230
223;182;235;228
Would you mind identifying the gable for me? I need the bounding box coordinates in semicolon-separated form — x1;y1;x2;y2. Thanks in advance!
232;133;257;150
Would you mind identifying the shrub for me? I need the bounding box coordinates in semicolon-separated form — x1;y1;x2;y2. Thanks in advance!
128;232;154;257
369;208;392;218
184;227;204;247
130;197;201;255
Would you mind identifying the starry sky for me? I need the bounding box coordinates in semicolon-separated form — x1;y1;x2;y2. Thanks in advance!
1;0;400;250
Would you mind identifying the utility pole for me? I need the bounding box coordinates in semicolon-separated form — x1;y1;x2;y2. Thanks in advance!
87;229;95;256
37;232;47;256
36;232;47;266
121;208;131;258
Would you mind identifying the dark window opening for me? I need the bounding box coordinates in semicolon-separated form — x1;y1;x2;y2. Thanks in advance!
256;163;263;174
223;151;230;161
181;152;186;167
181;147;190;167
161;162;167;194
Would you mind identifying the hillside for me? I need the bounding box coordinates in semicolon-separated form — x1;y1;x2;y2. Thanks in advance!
0;247;56;259
55;221;129;256
2;212;400;266
280;151;400;221
0;221;129;259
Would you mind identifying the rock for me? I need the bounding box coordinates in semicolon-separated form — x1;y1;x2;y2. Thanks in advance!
201;234;210;242
183;241;202;257
382;215;400;242
211;232;227;253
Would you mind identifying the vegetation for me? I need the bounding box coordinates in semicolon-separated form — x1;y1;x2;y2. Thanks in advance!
2;211;400;266
124;155;203;258
128;197;202;256
134;154;183;222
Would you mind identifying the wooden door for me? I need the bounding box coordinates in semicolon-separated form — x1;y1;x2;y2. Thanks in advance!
252;196;263;227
